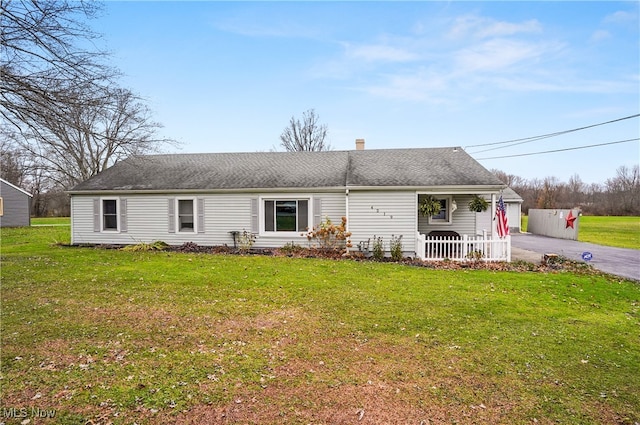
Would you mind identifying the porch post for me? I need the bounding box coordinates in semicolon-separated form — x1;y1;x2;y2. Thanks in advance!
491;193;497;239
345;189;350;254
482;229;488;258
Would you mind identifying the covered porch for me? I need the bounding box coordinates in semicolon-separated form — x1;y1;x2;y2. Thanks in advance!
415;192;511;262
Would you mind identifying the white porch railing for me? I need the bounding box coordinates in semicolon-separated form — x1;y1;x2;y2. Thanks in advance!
415;231;511;262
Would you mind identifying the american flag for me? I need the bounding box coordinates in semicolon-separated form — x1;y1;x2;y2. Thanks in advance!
495;195;509;238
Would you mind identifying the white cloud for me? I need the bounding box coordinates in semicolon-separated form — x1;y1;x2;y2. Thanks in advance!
454;39;553;72
345;43;419;63
361;71;450;102
590;29;611;42
449;15;542;39
489;75;636;94
603;10;637;25
309;39;422;80
310;10;630;104
476;19;542;39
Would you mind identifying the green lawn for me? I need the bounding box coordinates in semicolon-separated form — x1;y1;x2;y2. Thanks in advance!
30;217;71;226
522;215;640;250
1;225;639;424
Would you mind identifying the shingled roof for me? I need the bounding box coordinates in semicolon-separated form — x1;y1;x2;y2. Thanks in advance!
69;147;504;192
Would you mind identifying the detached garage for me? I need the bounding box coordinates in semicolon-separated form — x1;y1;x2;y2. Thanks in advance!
0;178;32;228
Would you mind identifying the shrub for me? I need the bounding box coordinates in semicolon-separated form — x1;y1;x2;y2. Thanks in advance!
238;230;256;253
466;250;483;261
280;242;304;255
390;234;403;261
372;236;384;260
304;216;352;250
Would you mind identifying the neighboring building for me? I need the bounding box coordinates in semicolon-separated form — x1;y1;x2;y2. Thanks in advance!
474;187;524;235
501;187;524;233
68;144;510;259
0;178;32;228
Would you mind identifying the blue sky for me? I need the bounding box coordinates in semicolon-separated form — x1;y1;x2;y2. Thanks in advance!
94;1;639;185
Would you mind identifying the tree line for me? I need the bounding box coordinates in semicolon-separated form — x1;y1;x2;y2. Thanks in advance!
492;165;640;216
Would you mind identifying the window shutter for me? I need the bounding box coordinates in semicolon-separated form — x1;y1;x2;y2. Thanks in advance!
298;200;309;231
264;200;274;232
168;198;175;233
197;197;205;234
120;199;128;233
250;198;258;233
93;198;100;232
313;198;323;227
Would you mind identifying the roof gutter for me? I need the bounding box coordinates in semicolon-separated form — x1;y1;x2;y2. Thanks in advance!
65;186;349;196
350;184;506;193
67;184;506;196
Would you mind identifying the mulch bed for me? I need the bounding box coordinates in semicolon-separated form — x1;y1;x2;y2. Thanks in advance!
66;241;617;280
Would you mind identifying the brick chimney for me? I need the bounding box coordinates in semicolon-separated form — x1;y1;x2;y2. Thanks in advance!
355;138;365;150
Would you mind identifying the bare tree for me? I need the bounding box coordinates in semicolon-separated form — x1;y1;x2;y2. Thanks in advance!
14;86;173;188
490;169;525;187
566;174;585;208
605;165;640;215
279;109;330;152
536;177;560;209
1;1;173;215
0;129;29;186
490;166;639;216
1;0;114;130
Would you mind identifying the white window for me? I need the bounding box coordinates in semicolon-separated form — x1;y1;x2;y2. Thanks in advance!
177;198;196;232
263;198;309;233
102;198;119;231
428;196;453;224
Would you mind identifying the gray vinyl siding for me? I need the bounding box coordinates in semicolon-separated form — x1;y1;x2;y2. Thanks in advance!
71;196;95;243
316;193;346;226
0;180;31;228
71;191;501;249
70;191;345;248
348;191;416;255
475;209;494;236
253;192;345;249
207;195;252;246
417;194;478;237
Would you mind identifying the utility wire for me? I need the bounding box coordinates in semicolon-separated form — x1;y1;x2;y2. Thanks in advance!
475;138;639;160
465;113;640;153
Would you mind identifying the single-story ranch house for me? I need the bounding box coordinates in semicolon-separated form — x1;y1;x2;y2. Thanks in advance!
68;143;513;261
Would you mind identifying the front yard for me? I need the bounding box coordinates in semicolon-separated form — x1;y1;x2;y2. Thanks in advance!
1;225;639;424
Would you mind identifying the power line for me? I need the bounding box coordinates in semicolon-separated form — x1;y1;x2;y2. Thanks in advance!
475;138;639;160
465;114;640;153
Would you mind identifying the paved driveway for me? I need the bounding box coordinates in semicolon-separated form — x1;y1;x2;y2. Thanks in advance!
511;233;640;282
